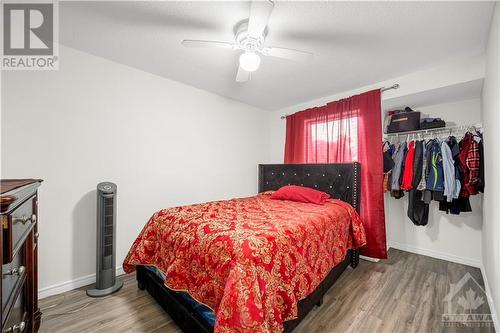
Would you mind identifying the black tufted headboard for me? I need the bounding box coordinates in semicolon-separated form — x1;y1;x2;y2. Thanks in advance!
258;163;361;213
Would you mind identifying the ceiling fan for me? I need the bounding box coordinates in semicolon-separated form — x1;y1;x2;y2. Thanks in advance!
181;0;314;82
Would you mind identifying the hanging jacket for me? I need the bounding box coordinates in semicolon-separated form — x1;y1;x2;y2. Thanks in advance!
447;136;461;181
399;146;407;187
422;140;434;203
476;135;485;193
391;142;407;192
407;140;429;226
412;140;424;188
441;141;460;202
416;141;428;191
448;136;464;203
401;141;416;191
458;133;480;197
426;140;444;192
383;142;395;173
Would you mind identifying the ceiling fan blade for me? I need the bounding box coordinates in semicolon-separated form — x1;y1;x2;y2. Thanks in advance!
263;47;314;62
236;66;250;82
181;40;236;50
247;0;274;38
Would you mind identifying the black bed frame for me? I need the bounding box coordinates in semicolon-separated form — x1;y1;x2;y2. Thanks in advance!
136;163;362;332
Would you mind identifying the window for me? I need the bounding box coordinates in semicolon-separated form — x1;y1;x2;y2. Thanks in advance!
306;116;358;162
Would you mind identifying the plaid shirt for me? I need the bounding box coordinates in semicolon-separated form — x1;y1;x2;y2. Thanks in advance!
458;133;481;196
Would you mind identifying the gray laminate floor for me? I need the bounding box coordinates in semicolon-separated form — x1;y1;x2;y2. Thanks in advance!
39;249;495;333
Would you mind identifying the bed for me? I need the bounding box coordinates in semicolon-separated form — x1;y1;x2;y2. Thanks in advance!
123;163;364;333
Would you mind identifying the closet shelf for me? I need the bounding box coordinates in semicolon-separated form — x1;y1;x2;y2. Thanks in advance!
384;124;482;139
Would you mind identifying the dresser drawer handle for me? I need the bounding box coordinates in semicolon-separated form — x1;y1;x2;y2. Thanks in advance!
13;214;36;225
3;320;25;332
3;265;26;277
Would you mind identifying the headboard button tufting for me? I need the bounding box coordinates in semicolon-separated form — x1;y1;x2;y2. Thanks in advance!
258;164;360;214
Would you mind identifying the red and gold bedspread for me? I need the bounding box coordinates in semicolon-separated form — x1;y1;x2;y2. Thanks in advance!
123;192;366;333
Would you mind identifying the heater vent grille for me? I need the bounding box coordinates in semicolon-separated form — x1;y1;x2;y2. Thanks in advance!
103;197;114;259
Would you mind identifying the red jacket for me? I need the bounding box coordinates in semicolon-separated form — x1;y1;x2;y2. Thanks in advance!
401;141;416;191
458;133;480;197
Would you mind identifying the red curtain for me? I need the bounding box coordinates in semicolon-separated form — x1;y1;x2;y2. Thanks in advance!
284;89;387;259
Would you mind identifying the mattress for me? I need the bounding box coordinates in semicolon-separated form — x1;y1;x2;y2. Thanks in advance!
124;192;366;333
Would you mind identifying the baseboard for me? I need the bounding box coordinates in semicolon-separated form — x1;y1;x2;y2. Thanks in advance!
480;264;500;332
38;266;125;300
360;255;380;262
388;242;481;268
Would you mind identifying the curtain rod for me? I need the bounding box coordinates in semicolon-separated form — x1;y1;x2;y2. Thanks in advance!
280;83;400;120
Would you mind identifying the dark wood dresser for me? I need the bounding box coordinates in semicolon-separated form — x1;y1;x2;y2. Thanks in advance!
1;180;42;333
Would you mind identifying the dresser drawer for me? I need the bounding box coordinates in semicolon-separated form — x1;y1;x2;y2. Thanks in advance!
1;179;41;333
2;247;26;322
2;196;36;263
2;284;28;333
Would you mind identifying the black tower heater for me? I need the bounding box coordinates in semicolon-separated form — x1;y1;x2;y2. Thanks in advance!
87;182;123;297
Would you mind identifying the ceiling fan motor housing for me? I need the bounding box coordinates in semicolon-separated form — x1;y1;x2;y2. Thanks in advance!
235;21;266;53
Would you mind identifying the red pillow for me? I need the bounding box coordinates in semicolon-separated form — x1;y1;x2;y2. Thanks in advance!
270;185;330;204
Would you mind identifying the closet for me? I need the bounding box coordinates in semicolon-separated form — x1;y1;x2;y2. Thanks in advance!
381;97;483;267
383;125;484;226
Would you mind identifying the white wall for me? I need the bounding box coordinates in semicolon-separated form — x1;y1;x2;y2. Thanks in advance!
0;46;268;296
386;99;482;267
266;58;485;267
481;3;500;328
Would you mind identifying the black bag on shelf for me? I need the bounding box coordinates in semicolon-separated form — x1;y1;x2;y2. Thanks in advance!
420;118;446;130
386;107;421;133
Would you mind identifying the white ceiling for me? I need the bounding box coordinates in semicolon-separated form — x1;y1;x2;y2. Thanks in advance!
60;1;495;111
382;79;484;112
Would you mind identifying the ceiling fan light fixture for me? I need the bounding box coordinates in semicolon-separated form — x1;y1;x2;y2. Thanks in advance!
239;51;261;72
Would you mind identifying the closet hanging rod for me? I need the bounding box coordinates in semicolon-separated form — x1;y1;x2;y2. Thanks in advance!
280;83;400;119
384;124;483;138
